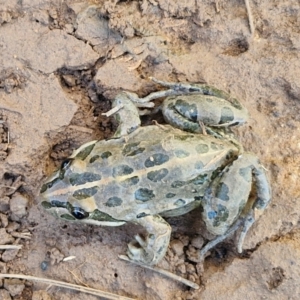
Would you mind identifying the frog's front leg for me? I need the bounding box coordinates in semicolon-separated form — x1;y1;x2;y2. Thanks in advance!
127;215;171;265
194;153;271;261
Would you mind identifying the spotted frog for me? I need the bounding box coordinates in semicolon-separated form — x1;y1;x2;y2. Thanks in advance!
40;79;271;265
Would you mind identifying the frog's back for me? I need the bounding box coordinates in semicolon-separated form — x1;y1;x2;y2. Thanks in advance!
78;125;239;220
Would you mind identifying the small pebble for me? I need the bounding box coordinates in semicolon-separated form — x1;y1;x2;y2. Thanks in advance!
191;236;204;249
170;239;184;256
177;263;186;274
50;248;64;265
0;261;7;273
0;228;14;244
0;289;12;300
10;193;28;219
40;261;48;271
0;213;8;227
2;249;19;262
186;263;196;274
62;75;76;87
32;290;52;300
4;279;25;297
0;197;10;212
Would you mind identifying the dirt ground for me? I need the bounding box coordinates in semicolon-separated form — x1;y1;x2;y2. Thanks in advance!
0;0;300;299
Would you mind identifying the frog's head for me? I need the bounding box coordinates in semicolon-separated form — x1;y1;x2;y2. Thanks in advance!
39;141;125;227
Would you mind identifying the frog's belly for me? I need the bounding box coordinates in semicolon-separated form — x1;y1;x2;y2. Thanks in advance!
81;126;239;221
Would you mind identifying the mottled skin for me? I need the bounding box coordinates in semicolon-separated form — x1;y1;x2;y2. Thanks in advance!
40;79;271;265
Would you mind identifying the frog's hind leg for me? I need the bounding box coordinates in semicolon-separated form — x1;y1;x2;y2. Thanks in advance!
197;153;271;261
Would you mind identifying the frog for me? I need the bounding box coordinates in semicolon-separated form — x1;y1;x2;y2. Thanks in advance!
40;78;271;266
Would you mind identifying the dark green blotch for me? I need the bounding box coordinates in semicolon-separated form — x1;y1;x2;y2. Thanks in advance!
40;177;61;193
174;199;186;207
255;197;267;210
89;155;100;163
213;204;230;227
210;142;219;150
122;142;145;157
171;180;186;188
219;107;234;124
166;193;176;198
230;97;243;110
76;143;96;160
211;167;223;180
50;200;68;208
192;174;208;185
194;196;202;201
60;214;76;221
120;176;139;187
40;183;48;194
171;174;207;189
101;151;112;159
239;166;252;182
175;99;198;122
157;246;164;255
90;209;123;222
195;161;204;169
135;188;155;202
216;182;229;201
105;197;123;207
136;212;149;218
195;143;209;153
174;149;190;158
73;187;98;200
147;168;169;182
144;153;169;168
58;168;66;180
112;165;134;177
174;134;195;141
41;201;52;209
70;172;102;186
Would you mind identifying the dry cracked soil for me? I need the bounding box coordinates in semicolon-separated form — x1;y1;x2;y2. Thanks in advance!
0;0;300;299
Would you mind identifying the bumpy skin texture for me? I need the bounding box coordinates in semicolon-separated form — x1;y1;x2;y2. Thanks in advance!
40;80;271;265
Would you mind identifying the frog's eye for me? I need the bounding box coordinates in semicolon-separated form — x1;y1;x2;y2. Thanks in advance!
61;158;73;170
71;207;89;220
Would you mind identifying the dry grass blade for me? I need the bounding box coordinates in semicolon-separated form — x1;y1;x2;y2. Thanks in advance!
0;245;22;250
0;274;136;300
245;0;255;34
119;255;200;289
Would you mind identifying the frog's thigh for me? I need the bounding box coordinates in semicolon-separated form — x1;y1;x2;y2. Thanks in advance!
129;215;171;265
202;153;270;236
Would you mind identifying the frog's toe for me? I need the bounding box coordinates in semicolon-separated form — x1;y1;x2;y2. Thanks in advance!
134;234;148;247
127;241;144;262
127;240;154;264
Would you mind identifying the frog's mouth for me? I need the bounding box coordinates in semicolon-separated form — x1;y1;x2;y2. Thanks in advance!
41;200;125;226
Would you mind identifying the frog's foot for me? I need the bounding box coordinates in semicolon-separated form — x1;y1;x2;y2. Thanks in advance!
127;234;156;264
188;216;248;262
194;153;271;261
126;215;171;265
